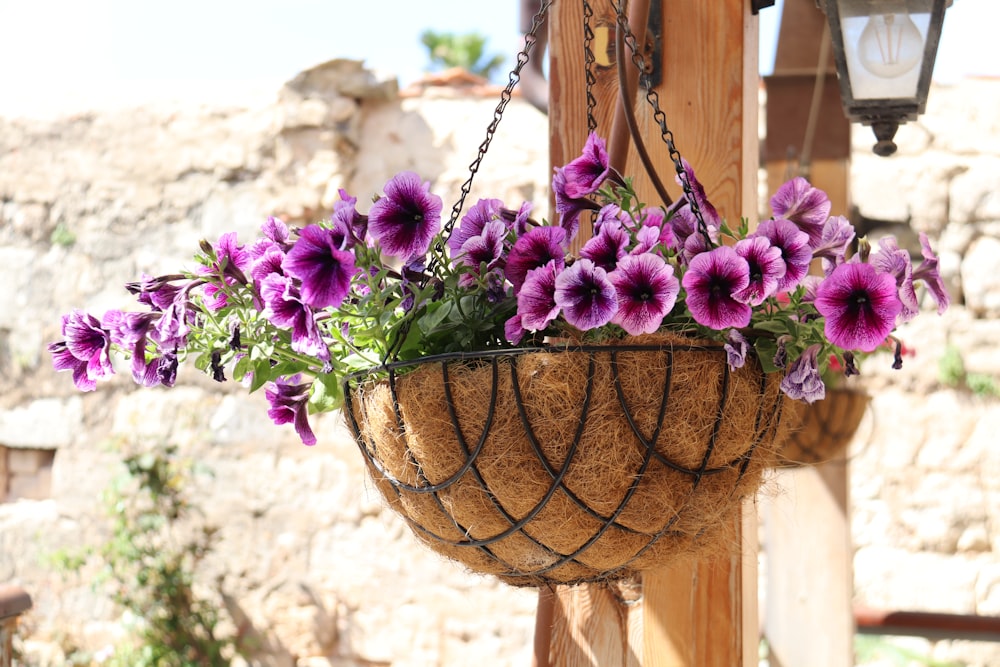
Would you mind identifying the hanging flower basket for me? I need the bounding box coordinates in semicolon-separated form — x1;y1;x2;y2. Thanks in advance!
778;388;870;466
344;334;790;587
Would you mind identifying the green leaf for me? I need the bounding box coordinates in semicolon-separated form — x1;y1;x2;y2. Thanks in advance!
754;338;781;374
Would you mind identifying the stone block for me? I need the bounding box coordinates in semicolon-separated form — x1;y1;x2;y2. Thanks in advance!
0;398;81;448
949;157;1000;223
962;236;1000;315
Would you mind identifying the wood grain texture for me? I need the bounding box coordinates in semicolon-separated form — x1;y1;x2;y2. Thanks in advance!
546;2;760;666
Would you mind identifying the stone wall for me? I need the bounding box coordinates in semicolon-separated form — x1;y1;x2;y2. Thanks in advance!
0;60;997;665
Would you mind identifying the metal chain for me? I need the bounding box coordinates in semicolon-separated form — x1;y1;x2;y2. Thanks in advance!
443;0;552;240
612;0;711;246
582;0;598;132
388;0;551;364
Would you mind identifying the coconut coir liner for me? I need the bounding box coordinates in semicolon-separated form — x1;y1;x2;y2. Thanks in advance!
778;388;870;466
347;334;789;586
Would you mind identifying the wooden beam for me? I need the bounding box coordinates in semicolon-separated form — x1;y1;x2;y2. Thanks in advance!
763;2;854;652
545;2;760;665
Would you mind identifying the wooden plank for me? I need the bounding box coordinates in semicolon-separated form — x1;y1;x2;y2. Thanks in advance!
545;2;760;665
762;457;853;667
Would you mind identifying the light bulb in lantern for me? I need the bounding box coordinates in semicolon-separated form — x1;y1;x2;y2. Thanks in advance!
857;12;923;79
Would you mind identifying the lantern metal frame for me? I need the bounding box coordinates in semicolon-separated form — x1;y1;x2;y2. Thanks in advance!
818;0;949;156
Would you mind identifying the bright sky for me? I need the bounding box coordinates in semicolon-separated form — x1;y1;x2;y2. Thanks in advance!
0;0;994;117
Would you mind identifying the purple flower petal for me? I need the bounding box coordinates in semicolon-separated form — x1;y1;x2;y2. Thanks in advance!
724;330;749;370
518;260;562;331
265;375;317;446
812;215;856;276
815;262;902;352
681;246;752;330
754;219;812;292
580;220;629;272
608;253;679;335
914;232;950;315
770;177;831;247
732;236;786;306
448;198;504;254
780;344;826;403
367;171;442;260
505;314;526;345
561;131;610;199
871;235;919;322
282;225;356;310
505;226;567;293
260;274;330;362
554;259;617;330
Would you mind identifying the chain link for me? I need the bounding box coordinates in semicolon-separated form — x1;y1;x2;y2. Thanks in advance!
612;0;711;247
443;0;552;241
582;0;598;132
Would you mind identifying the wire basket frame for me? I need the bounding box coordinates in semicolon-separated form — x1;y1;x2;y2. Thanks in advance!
343;337;790;586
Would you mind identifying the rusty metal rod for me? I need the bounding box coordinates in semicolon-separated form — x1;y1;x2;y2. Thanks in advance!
855;606;1000;643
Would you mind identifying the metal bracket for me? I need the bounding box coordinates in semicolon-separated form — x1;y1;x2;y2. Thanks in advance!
643;0;664;89
752;0;777;14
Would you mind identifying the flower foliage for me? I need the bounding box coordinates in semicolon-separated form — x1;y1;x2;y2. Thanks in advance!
50;132;950;445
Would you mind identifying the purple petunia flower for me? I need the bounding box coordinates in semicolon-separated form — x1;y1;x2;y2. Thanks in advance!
561;131;611;199
669;204;719;264
812;215;856;276
552;167;600;242
580;220;629;272
367;171;442;260
260;274;330;362
732;236;786;306
331;190;367;246
554;259;618;330
448;198;505;255
681;246;752;330
913;232;950;315
126;273;184;312
105;310;164;387
48;310;116;391
871;235;919;322
724;329;749;370
608;253;680;335
770;177;831;248
282;225;357;310
780;344;826;403
265;375;317;446
754;219;812;292
200;231;252;310
517;260;562;331
505;226;567;293
814;262;902;352
592;204;629;234
673;159;722;231
456;221;508;288
260;216;291;250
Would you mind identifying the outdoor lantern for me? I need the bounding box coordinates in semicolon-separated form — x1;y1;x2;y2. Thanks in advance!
819;0;949;156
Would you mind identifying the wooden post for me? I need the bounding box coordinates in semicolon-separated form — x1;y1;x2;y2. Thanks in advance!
761;3;854;666
545;2;760;665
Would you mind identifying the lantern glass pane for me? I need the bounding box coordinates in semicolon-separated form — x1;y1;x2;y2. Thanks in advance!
837;1;931;100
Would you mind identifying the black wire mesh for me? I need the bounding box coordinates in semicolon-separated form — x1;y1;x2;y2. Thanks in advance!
343;342;788;586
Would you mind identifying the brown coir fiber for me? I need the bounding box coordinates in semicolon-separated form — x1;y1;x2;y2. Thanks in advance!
346;333;790;587
779;388;870;466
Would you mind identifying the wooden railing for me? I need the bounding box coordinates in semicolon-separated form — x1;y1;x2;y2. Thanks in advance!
0;586;32;667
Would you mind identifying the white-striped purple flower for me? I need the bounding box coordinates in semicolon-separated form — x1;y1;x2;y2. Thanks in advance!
754;219;811;292
608;253;679;336
814;262;902;352
282;225;357;310
732;236;785;306
770;177;831;248
367;171;442;260
681;246;752;330
554;259;618;331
